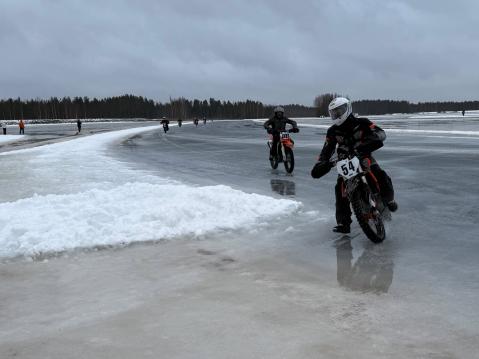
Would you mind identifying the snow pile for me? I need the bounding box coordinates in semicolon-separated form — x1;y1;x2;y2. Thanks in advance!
0;125;303;258
0;182;300;258
0;126;169;201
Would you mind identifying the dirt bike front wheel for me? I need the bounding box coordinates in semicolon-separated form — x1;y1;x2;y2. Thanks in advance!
268;142;279;169
351;186;385;243
269;156;279;169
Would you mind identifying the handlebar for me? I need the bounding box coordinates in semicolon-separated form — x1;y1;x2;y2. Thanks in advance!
266;128;299;134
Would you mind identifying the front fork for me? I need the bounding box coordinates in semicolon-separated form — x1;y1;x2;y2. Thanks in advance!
267;140;285;159
361;175;378;208
346;175;378;209
281;143;287;159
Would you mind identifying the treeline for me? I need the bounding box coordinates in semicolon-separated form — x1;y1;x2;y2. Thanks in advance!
353;100;479;115
3;94;477;121
0;95;315;121
314;93;479;116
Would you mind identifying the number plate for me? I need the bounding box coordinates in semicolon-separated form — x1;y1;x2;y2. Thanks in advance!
280;132;290;139
336;157;362;179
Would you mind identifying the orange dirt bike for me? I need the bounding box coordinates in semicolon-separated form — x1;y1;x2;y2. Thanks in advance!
267;130;296;173
333;153;390;243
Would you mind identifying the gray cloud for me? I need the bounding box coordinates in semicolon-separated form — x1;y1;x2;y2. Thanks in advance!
1;0;478;105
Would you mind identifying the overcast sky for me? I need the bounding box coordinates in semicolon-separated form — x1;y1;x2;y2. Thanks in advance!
1;0;478;105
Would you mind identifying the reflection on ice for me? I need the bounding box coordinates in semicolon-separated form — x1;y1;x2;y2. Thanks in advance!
270;179;296;196
335;237;394;293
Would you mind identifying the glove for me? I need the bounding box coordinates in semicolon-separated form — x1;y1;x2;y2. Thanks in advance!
290;128;299;133
311;161;332;179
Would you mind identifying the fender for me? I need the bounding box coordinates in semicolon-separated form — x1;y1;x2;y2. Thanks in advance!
281;138;294;149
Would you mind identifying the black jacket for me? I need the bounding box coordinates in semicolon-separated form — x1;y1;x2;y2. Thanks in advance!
263;116;298;132
319;115;385;162
311;115;386;178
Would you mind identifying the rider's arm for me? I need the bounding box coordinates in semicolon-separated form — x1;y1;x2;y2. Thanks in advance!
285;118;299;132
286;118;298;129
263;118;273;130
354;119;386;155
311;131;336;179
318;128;337;162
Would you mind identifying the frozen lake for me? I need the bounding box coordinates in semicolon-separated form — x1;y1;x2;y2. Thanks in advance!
0;114;478;358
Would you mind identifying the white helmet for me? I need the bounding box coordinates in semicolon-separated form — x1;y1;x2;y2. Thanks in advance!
328;97;352;126
273;106;284;114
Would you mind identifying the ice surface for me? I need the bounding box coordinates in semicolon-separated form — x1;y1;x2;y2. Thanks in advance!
0;125;301;258
299;123;479;136
252;117;479;137
0;119;478;358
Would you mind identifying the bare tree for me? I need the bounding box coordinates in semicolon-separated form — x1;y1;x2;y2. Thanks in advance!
314;93;340;117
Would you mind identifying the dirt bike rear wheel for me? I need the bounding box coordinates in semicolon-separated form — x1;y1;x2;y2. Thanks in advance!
284;147;294;173
351;186;385;243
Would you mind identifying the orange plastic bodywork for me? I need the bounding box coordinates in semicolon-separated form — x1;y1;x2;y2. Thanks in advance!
281;137;294;149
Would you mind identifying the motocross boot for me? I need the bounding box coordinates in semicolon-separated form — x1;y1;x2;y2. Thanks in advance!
333;224;351;234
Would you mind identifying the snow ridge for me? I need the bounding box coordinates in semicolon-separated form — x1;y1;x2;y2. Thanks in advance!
0;125;302;259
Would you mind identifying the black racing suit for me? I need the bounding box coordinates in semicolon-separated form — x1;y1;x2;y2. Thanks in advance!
263;115;298;158
161;119;170;132
311;114;395;226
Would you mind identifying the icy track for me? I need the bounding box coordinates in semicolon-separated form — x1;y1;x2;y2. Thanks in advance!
0;125;301;259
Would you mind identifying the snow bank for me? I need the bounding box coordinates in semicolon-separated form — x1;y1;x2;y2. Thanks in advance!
0;135;25;145
0;124;303;259
0;125;161;156
0;182;300;258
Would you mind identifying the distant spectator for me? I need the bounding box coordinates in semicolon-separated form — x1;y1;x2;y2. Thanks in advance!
1;122;5;135
77;119;82;133
19;119;25;134
462;110;465;116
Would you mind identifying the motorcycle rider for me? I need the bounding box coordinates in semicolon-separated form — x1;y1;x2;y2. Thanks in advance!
311;97;398;234
161;117;170;133
263;106;299;160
